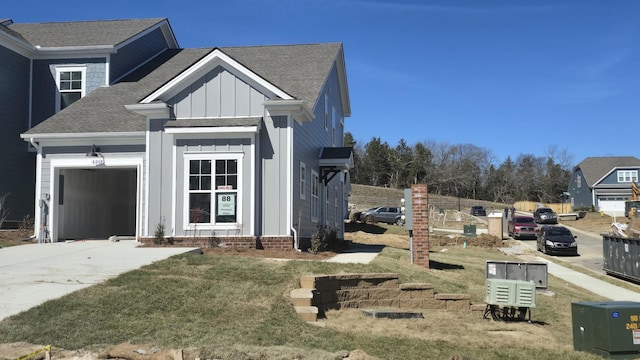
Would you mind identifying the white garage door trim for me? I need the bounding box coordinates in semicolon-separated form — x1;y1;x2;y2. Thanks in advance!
597;199;625;217
49;156;144;242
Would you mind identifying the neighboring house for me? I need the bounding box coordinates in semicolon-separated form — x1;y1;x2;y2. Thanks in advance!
11;18;352;248
0;17;177;225
568;156;640;214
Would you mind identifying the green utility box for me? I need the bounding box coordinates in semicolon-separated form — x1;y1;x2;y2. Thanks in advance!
463;224;476;237
572;301;640;359
485;278;536;308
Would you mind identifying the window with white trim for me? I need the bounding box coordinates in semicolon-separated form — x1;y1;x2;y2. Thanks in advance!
311;170;319;222
324;94;329;131
55;66;86;111
185;154;241;227
339;116;344;146
332;106;336;146
334;185;338;227
299;162;306;200
618;170;638;183
577;175;581;188
325;186;330;226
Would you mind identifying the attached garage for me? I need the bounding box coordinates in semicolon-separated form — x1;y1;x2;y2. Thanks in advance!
597;196;626;216
55;167;137;241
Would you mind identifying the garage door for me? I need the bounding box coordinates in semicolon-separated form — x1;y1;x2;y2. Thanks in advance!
598;199;625;216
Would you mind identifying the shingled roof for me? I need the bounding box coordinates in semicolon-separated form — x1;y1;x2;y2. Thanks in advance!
24;42;345;135
6;18;166;47
576;156;640;186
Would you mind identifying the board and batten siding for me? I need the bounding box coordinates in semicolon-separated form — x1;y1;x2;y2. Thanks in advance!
31;58;106;127
170;66;265;118
260;115;289;236
0;45;35;221
292;63;347;239
110;28;169;83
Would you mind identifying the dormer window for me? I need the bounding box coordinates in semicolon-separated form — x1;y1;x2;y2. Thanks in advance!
55;66;86;111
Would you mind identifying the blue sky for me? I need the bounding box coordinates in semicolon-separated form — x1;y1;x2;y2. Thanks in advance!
6;0;640;166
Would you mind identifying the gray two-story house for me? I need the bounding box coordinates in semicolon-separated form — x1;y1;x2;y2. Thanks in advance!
568;156;640;215
0;18;177;226
9;18;352;249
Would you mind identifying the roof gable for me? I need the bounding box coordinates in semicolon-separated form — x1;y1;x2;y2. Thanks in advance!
221;43;349;116
141;48;293;104
23;43;349;137
6;18;170;48
576;156;640;186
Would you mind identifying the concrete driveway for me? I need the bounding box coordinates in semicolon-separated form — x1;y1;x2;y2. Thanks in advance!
0;240;198;321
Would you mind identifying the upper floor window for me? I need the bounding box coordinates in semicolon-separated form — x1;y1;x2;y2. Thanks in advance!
576;175;581;188
56;66;86;111
332;106;336;146
311;170;319;222
324;94;329;131
299;162;306;200
618;170;638;183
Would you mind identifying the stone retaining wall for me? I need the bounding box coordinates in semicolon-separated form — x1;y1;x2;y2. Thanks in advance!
291;273;482;322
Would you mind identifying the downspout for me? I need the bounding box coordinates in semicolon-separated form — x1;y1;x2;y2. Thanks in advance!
288;115;300;251
29;137;40;152
29;137;42;241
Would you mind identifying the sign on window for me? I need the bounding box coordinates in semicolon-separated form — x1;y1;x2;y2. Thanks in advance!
217;193;236;221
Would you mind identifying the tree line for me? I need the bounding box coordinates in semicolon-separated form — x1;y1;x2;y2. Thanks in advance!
344;132;573;204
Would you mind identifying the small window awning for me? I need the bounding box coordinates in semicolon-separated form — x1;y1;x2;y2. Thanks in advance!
319;147;353;185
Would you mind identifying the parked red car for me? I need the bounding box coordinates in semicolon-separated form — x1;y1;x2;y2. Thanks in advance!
508;216;539;240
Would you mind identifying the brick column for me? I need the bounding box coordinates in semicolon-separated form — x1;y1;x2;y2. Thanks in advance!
411;184;429;268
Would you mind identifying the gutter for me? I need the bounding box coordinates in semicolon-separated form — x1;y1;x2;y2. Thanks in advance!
29;137;41;152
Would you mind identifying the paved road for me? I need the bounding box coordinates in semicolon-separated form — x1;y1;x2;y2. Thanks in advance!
558;226;607;275
0;240;198;321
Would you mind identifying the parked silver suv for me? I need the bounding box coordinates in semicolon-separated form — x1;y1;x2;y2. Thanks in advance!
355;207;404;225
533;207;558;224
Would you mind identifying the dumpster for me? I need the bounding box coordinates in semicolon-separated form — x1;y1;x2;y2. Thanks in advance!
572;301;640;358
602;234;640;282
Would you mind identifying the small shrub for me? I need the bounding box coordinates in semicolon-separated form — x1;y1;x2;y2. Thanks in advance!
18;214;34;239
154;219;165;245
310;225;338;253
0;193;9;229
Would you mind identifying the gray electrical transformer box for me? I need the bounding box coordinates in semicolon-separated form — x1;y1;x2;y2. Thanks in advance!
572;301;640;359
486;260;548;289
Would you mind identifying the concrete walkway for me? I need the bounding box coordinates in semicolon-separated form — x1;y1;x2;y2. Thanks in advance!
0;240;198;321
325;243;384;264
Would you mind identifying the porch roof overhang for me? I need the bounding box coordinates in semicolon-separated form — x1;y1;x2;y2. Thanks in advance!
20;131;146;145
164;117;262;134
594;188;633;196
318;146;353;185
263;99;313;123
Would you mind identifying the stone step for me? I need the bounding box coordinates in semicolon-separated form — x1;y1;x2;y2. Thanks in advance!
294;306;318;322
